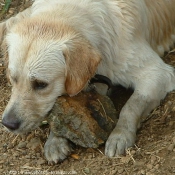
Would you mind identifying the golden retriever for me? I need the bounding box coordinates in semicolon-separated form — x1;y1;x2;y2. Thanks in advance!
0;0;175;164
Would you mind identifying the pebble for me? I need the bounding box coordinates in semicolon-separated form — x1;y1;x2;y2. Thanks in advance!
8;8;15;15
147;164;153;170
150;168;155;173
169;121;175;127
167;144;174;151
12;152;19;157
87;154;92;159
36;159;46;165
154;164;160;170
130;150;135;155
140;169;146;175
150;156;157;164
172;137;175;144
21;134;27;141
22;163;31;168
27;137;41;150
25;155;31;159
21;150;27;156
17;141;27;149
146;172;155;175
83;167;90;174
155;150;159;154
8;143;15;149
134;161;145;167
118;168;124;174
36;153;41;158
111;169;118;174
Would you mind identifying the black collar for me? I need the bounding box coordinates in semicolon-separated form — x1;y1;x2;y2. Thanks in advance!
90;74;113;90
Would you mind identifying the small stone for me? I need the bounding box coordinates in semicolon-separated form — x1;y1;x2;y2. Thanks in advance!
167;144;174;151
21;150;27;156
111;169;117;174
92;153;95;158
36;153;41;158
155;150;159;154
118;168;124;174
37;159;46;165
25;155;31;159
154;164;160;170
131;150;136;155
167;101;172;105
8;8;15;15
22;163;31;168
17;141;27;149
140;169;146;175
87;155;92;159
21;134;27;141
150;156;157;164
27;138;41;150
134;161;145;167
13;152;19;157
42;120;48;125
83;168;90;174
147;164;153;169
8;143;15;149
62;159;69;165
150;168;155;173
169;121;175;127
172;137;175;144
146;172;154;175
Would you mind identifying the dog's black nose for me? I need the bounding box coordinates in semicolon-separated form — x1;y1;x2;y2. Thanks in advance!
2;115;21;130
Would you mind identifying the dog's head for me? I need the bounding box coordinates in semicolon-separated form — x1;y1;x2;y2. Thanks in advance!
2;18;101;133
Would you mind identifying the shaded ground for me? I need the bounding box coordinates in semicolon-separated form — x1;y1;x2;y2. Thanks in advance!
0;1;175;175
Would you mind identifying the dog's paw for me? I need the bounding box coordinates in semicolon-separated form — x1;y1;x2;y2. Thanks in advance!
105;128;136;157
44;134;72;164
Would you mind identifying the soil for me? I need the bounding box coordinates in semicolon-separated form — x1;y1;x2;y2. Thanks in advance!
0;1;175;175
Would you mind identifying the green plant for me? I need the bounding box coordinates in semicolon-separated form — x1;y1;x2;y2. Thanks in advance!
0;0;12;18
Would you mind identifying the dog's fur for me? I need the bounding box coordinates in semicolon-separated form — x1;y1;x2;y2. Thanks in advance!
1;0;175;163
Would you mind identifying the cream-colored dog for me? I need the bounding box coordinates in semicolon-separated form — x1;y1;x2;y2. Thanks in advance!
1;0;175;163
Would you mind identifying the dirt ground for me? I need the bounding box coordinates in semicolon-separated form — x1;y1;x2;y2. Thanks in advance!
0;1;175;175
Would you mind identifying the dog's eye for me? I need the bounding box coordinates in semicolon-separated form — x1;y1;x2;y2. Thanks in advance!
32;80;48;90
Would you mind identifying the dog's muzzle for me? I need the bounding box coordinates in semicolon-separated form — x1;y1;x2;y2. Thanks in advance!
1;110;21;131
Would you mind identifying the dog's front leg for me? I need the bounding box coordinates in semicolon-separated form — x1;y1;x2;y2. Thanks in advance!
105;59;175;157
44;131;72;164
105;90;161;157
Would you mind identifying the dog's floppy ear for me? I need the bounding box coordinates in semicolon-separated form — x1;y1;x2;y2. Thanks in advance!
63;39;101;96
